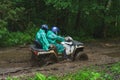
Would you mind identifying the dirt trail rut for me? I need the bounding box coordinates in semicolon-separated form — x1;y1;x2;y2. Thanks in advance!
0;41;120;78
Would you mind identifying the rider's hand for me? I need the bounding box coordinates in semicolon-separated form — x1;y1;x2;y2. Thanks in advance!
49;44;55;50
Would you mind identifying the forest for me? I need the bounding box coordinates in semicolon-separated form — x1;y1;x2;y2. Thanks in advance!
0;0;120;80
0;0;120;46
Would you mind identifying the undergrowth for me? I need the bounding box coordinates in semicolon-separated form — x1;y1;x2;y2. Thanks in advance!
6;62;120;80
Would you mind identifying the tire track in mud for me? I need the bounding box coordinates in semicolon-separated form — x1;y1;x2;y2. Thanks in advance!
0;42;120;79
0;53;119;79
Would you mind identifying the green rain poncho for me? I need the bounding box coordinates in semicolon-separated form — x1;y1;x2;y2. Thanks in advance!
36;29;50;51
47;30;65;54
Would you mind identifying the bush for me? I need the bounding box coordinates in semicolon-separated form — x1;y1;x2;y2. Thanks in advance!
0;26;39;47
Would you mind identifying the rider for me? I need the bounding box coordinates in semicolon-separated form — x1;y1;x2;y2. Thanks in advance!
35;24;50;51
47;26;68;59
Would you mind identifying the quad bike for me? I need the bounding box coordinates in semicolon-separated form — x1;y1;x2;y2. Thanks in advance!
30;36;88;66
61;36;88;61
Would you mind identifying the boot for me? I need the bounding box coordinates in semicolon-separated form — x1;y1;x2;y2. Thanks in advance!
63;50;71;62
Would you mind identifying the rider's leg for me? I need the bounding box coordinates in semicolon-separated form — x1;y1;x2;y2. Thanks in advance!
63;49;67;59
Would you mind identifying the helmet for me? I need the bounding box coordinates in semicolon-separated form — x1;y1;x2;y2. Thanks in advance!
41;24;48;30
51;26;59;34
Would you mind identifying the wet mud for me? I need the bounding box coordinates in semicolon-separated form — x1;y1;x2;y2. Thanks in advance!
0;41;120;78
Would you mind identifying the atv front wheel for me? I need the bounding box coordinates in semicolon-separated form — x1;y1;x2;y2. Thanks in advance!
75;52;88;61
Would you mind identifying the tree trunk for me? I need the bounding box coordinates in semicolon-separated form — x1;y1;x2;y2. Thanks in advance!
75;11;81;30
103;0;112;38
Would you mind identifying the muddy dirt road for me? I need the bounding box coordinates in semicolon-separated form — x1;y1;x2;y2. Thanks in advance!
0;41;120;78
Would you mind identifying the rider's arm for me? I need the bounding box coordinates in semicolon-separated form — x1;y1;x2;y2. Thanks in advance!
47;31;64;42
56;36;65;42
47;31;58;40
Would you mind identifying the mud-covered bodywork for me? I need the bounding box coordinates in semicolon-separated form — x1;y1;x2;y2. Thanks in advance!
30;37;88;66
30;45;54;55
30;44;58;66
61;39;88;61
72;40;84;54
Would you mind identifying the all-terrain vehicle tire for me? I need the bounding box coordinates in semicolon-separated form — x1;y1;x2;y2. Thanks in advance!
31;53;46;66
75;52;88;61
30;53;39;66
44;53;58;65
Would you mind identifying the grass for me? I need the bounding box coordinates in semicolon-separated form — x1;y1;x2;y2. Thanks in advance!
6;62;120;80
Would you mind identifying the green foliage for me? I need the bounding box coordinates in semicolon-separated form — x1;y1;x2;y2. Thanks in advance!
44;0;81;14
0;27;9;45
6;62;120;80
44;0;71;10
0;0;26;31
7;7;25;20
25;73;58;80
0;20;8;42
33;73;58;80
34;73;46;80
25;22;39;39
0;0;120;47
110;62;120;74
6;32;31;46
46;76;57;80
0;26;38;47
44;0;120;38
60;69;105;80
6;76;20;80
0;20;8;28
0;19;38;46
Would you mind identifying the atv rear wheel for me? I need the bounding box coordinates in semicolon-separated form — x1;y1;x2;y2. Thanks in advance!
75;52;88;61
31;52;48;66
30;52;40;66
